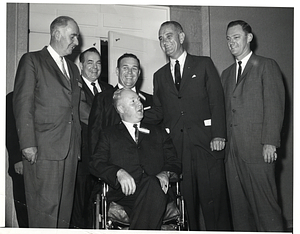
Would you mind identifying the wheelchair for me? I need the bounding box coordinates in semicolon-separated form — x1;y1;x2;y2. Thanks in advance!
94;173;188;230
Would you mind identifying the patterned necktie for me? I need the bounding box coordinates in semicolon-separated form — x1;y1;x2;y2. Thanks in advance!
91;82;98;95
174;60;181;90
237;61;242;83
133;124;139;143
60;56;69;80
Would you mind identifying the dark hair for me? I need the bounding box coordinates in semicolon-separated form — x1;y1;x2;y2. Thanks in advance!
160;21;184;33
117;53;140;69
227;20;252;34
79;47;101;63
50;16;76;36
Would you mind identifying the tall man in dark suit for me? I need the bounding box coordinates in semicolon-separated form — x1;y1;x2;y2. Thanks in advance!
89;88;181;229
13;16;82;228
220;20;285;231
143;21;231;231
70;47;113;228
88;53;152;154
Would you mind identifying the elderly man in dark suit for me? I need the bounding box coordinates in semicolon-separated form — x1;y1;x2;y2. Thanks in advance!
89;88;181;230
13;16;82;228
144;21;231;231
70;47;113;229
221;20;285;232
88;53;152;155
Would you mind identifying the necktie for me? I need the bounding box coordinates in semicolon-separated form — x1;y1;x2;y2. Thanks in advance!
133;124;139;143
174;60;181;90
91;82;98;95
237;61;242;83
60;56;69;80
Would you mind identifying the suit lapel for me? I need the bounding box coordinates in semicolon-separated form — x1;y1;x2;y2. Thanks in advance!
118;122;137;144
137;123;150;145
82;78;94;104
180;54;193;91
163;64;178;94
42;47;72;90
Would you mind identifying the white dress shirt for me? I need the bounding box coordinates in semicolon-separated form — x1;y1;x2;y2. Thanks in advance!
47;45;70;77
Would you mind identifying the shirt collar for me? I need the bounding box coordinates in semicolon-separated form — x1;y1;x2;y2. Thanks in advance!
122;120;140;129
170;50;187;69
236;51;252;67
47;45;61;62
118;83;136;92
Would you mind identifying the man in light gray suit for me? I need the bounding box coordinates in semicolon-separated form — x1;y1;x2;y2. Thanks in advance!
221;20;285;232
13;16;82;228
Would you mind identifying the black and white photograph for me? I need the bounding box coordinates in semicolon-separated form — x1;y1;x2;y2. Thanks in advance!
3;1;296;233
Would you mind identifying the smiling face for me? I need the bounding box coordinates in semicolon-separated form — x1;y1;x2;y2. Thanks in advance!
80;51;101;82
158;24;185;59
55;20;80;56
117;89;144;123
226;24;253;61
116;57;140;89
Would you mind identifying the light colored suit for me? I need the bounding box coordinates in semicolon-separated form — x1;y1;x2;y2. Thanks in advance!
13;46;82;227
220;53;285;231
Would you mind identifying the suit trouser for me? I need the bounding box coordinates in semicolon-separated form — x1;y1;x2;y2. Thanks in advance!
108;175;168;230
181;131;231;231
23;139;78;228
70;173;96;228
225;142;283;231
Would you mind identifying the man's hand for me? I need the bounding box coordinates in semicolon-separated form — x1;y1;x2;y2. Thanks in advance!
14;161;24;175
210;137;226;151
116;169;136;196
156;171;169;194
263;144;277;163
22;147;38;165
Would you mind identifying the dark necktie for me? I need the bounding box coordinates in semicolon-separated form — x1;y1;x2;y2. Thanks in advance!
133;124;139;143
174;60;181;90
237;61;242;83
91;82;98;95
60;56;69;80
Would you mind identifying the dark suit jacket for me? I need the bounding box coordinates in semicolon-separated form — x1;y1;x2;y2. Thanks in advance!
88;85;152;154
13;46;82;161
78;77;113;175
220;53;285;163
89;122;181;188
144;54;226;159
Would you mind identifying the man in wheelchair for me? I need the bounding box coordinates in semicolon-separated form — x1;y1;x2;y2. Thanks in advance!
89;88;181;230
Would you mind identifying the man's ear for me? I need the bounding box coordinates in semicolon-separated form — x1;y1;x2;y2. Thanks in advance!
247;33;253;43
54;29;61;41
79;62;83;71
117;104;124;114
179;32;185;44
116;67;119;77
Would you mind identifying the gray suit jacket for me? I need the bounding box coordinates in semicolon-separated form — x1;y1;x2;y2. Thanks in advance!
221;53;285;163
13;46;82;161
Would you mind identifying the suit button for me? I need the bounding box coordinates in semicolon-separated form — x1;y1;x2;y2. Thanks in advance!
232;109;236;113
178;96;182;99
180;129;183;132
181;111;184;115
